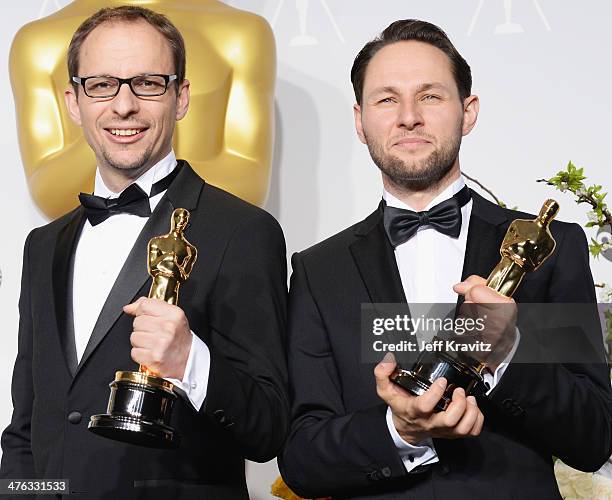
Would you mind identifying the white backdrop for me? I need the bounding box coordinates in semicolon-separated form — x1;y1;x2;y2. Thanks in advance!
0;1;611;498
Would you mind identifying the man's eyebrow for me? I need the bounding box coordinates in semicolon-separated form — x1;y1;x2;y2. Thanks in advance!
415;82;449;92
368;86;400;97
84;73;157;78
368;82;451;98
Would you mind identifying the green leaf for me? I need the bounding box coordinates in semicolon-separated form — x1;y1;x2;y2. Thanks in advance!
589;239;603;258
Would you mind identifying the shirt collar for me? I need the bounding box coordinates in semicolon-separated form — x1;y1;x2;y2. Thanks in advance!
383;174;467;211
94;150;178;198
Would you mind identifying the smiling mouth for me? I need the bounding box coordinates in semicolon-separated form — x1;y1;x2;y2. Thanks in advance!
107;128;146;137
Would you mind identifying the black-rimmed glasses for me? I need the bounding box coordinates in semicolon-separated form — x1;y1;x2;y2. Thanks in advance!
71;74;177;98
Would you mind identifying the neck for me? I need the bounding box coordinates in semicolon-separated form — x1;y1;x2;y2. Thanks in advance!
98;164;154;193
383;163;461;211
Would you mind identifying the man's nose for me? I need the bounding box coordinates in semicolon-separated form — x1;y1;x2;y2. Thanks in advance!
110;82;140;117
396;100;424;130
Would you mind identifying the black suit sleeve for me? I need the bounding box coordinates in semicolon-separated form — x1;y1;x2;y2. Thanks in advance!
202;212;290;463
279;253;407;498
1;231;36;477
489;223;612;471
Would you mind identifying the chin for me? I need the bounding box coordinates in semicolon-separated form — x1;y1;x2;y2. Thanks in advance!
392;157;431;173
106;154;149;172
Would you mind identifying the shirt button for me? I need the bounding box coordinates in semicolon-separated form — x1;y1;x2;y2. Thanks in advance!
191;382;197;390
408;455;415;463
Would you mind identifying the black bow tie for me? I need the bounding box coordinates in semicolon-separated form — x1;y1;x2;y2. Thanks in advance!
383;185;472;247
79;165;180;226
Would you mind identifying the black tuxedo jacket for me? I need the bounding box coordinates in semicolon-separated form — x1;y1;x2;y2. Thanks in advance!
0;161;289;499
279;190;612;499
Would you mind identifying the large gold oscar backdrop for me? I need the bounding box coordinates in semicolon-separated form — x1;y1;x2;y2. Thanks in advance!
10;0;275;219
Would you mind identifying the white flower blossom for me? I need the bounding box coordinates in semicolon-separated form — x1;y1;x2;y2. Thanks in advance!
593;473;612;500
555;461;612;499
555;461;596;498
587;211;600;223
599;285;612;304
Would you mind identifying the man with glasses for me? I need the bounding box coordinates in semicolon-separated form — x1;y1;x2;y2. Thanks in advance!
0;6;288;499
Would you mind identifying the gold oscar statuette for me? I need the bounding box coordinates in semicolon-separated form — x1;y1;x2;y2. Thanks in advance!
88;208;197;448
391;199;559;410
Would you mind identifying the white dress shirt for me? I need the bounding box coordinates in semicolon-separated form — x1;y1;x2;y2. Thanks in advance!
72;150;209;411
382;175;517;472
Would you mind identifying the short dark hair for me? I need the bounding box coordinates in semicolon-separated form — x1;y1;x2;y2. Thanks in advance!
68;6;186;91
350;19;472;104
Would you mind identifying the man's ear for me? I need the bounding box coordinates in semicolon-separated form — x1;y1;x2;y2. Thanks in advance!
64;85;82;126
462;95;479;136
353;103;367;145
175;79;190;121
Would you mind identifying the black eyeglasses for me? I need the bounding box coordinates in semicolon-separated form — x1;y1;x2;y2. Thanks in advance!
71;74;177;98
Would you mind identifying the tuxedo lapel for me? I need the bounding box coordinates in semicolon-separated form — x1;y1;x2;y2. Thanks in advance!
53;208;86;377
460;190;509;302
349;203;406;304
75;161;204;375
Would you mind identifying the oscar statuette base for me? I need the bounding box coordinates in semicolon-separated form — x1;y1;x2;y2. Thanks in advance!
390;342;488;412
88;371;180;449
